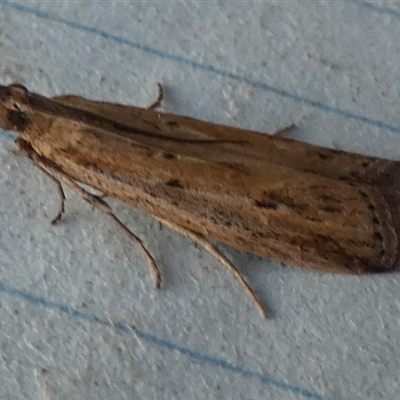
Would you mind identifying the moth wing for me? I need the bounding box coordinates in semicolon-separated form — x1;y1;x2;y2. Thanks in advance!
52;94;400;187
51;95;400;273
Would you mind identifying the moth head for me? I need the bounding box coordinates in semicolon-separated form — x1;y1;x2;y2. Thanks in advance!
0;83;31;133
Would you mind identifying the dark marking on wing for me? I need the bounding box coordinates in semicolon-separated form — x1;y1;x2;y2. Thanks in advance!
254;200;278;209
162;153;176;160
316;152;333;160
165;179;184;188
322;205;342;213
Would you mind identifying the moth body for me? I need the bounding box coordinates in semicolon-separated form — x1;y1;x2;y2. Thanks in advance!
1;83;400;277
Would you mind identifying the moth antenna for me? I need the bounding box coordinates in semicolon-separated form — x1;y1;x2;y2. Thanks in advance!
147;83;164;110
156;217;268;318
17;140;161;289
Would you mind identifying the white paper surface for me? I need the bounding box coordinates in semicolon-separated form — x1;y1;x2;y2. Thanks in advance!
0;1;399;399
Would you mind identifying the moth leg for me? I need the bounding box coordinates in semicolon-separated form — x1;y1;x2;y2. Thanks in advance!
271;124;296;137
59;180;162;288
147;83;164;110
37;166;66;225
156;217;268;318
8;148;21;156
17;141;161;289
67;186;161;288
11;146;66;223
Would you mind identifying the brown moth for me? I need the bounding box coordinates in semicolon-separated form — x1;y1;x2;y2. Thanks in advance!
1;83;400;318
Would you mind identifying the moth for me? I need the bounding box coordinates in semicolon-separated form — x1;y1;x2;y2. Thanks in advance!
1;83;399;318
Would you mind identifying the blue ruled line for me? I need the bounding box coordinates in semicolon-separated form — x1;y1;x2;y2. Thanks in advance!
0;282;338;400
346;0;400;19
1;0;400;135
0;3;390;399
